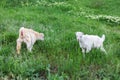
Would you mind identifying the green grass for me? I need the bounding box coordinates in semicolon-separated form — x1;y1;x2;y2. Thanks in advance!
0;0;120;80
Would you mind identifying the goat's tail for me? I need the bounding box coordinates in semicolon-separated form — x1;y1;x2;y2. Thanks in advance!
101;34;105;42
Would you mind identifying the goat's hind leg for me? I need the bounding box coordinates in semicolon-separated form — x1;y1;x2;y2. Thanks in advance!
16;38;22;54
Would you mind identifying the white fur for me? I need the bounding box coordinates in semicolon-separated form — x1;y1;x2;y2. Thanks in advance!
16;27;44;54
76;32;106;57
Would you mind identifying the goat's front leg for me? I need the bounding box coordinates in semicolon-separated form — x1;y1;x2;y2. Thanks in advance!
81;48;85;58
26;41;33;52
16;38;22;54
81;48;85;53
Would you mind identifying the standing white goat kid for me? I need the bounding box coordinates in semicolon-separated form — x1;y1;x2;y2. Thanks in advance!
76;32;107;57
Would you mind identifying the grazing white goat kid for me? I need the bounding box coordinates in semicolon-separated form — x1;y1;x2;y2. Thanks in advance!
75;32;107;57
16;27;44;54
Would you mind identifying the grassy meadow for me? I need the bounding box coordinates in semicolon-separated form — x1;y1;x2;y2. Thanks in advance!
0;0;120;80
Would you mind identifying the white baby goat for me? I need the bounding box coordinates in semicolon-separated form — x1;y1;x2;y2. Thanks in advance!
76;32;107;57
16;27;44;54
